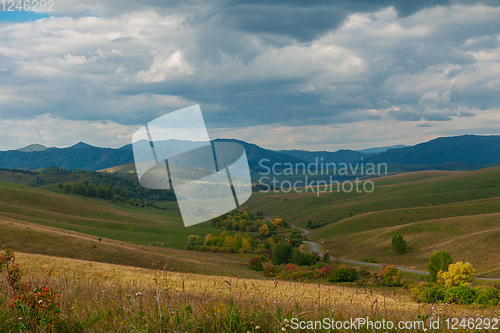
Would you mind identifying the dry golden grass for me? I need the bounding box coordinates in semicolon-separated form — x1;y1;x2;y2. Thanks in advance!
0;216;263;279
17;252;409;309
3;252;498;332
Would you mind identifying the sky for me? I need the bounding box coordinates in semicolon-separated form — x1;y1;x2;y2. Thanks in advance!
1;0;500;151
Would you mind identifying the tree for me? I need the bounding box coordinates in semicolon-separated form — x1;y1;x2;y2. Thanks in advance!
259;224;269;237
427;250;453;282
438;261;475;287
271;243;293;265
186;235;204;250
382;266;403;287
291;248;310;266
391;233;406;254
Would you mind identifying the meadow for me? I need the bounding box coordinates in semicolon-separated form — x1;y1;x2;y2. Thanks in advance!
2;251;499;332
247;167;500;277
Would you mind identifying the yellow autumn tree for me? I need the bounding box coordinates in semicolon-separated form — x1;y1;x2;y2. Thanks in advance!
259;224;269;237
437;261;475;287
272;218;283;228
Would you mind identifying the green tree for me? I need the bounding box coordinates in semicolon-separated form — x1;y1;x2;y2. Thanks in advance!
272;243;293;265
391;233;406;254
291;248;310;266
427;250;453;282
186;235;204;250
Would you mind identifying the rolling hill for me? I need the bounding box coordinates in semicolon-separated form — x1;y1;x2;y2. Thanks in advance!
0;181;262;278
247;167;500;276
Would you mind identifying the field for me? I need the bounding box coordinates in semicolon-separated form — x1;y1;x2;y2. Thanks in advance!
0;170;87;186
1;165;500;332
247;167;500;277
0;182;262;278
1;251;498;332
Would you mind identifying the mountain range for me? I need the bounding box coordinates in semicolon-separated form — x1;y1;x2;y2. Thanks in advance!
1;135;499;173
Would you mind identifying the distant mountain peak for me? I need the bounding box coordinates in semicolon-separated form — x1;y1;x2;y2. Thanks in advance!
70;142;95;149
17;144;48;152
356;145;408;154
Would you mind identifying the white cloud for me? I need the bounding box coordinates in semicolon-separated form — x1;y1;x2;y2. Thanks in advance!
0;2;499;150
0;114;139;150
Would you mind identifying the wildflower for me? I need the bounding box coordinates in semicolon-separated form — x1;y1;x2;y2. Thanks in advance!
135;292;143;297
284;319;289;324
255;326;260;330
281;327;286;332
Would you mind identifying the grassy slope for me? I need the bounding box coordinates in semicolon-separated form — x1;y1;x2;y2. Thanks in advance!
0;170;87;186
0;216;260;278
0;182;262;277
248;168;500;227
247;167;500;276
316;213;500;277
99;163;136;174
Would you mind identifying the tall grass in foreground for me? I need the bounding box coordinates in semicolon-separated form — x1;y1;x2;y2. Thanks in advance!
1;253;499;332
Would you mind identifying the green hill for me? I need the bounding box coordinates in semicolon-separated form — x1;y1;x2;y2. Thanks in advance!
248;167;500;227
247;167;500;276
0;182;261;277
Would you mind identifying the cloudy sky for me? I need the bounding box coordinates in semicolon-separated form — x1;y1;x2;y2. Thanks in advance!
1;0;500;151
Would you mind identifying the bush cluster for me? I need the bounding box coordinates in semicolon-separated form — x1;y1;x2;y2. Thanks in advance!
412;284;499;306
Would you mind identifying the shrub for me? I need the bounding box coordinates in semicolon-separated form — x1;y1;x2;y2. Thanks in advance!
186;235;204;250
427;251;453;282
382;266;403;287
444;285;477;305
362;257;377;263
283;263;299;272
263;265;277;277
475;287;499;306
391;233;406;254
327;267;357;283
418;286;447;303
289;270;314;281
271;243;293;265
320;265;335;278
249;257;264;271
438;261;475;287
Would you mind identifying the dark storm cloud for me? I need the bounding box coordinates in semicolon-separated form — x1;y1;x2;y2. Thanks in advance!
215;0;453;42
1;0;500;145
